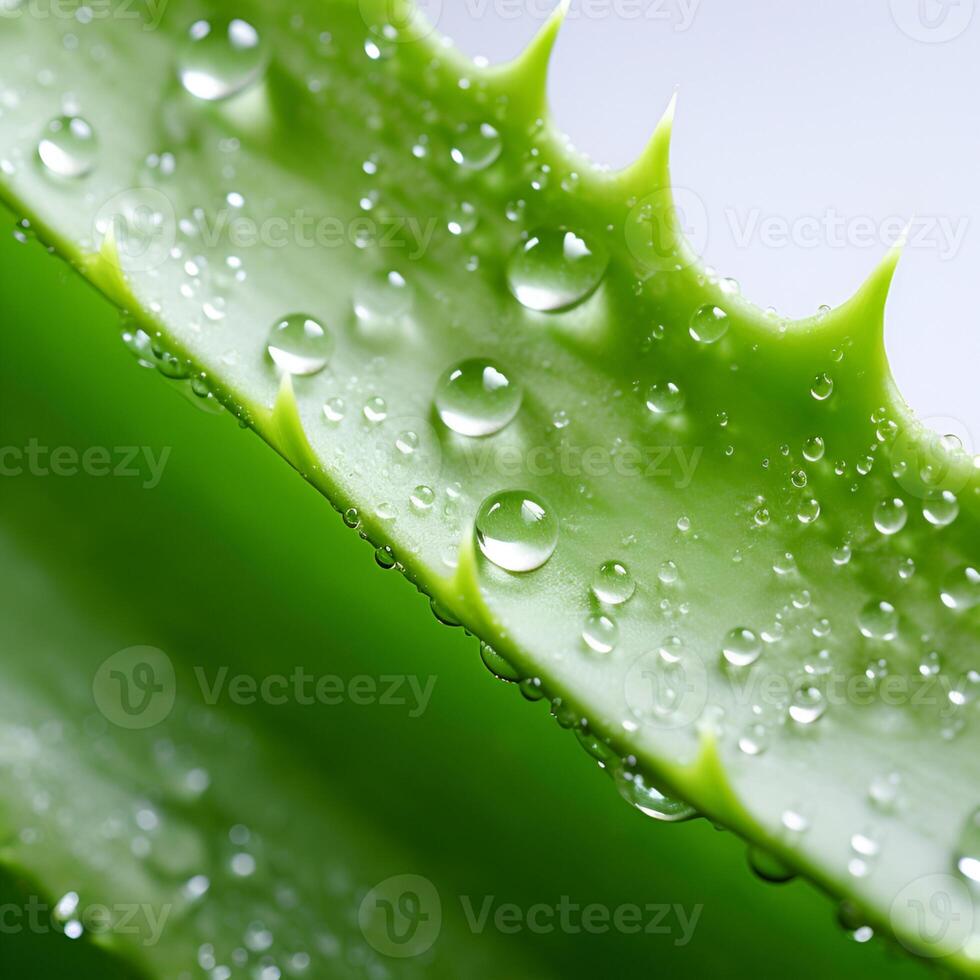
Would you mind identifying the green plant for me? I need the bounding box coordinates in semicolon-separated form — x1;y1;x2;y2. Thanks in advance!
0;0;976;976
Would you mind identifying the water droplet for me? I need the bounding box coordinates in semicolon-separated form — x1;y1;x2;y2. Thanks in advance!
37;114;97;178
810;373;834;401
803;436;825;462
923;490;959;528
869;772;901;811
739;723;770;756
410;485;435;511
342;508;360;529
353;269;413;325
507;229;608;313
582;613;619;654
689;304;729;344
748;847;795;883
475;491;558;573
363;396;387;423
435;358;522;437
645;381;685;415
614;769;697;822
658;560;679;585
447;201;478;236
722;628;761;668
178;18;266;101
874;497;908;535
266;314;333;376
450;122;502;171
480;641;521;682
323;396;345;423
955;807;980;885
797;498;821;524
858;599;898;641
940;566;979;611
592;561;635;605
789;684;827;724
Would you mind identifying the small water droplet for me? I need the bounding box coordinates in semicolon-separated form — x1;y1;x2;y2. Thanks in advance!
37;114;97;178
363;396;387;423
803;436;825;462
955;807;980;886
475;491;558;573
722;628;761;668
797;498;821;524
507;229;608;313
689;304;729;344
178;18;266;101
323;396;345;423
748;847;795;883
266;314;333;376
435;358;522;437
480;641;521;682
614;769;697;822
410;485;435;511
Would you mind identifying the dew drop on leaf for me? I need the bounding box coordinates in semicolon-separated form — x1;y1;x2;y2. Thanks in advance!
507;229;609;313
645;380;685;415
266;314;333;376
435;358;522;437
722;628;762;668
37;114;97;178
873;497;908;536
858;599;898;641
177;18;266;101
449;122;502;171
592;560;635;605
475;491;558;573
689;304;729;344
582;613;619;654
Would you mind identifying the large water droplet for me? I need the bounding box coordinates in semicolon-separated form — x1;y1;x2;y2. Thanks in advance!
591;560;635;605
810;373;835;401
858;599;898;640
789;684;827;725
923;490;959;528
480;641;521;682
645;380;685;415
722;628;761;668
266;314;333;376
940;566;979;611
582;613;619;654
475;491;558;573
507;229;608;313
37;115;97;178
353;269;414;326
450;122;502;171
178;18;266;101
435;358;522;437
689;304;729;344
874;497;908;535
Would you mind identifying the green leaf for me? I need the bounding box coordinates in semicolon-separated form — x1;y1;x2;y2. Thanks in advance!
0;0;976;974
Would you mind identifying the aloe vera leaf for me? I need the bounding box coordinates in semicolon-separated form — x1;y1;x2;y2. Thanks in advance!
0;0;976;973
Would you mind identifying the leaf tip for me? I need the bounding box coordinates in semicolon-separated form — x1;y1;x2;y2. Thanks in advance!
500;0;570;114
